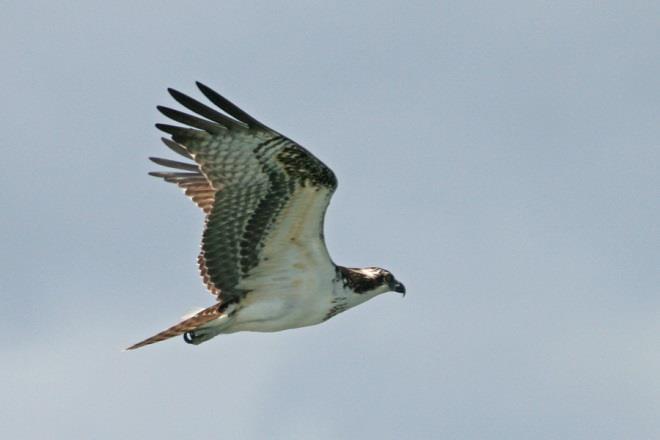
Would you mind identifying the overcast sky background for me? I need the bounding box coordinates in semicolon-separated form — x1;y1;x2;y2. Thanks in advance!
1;1;659;439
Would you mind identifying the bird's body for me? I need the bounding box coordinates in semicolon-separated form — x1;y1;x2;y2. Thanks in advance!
127;83;404;350
183;267;387;342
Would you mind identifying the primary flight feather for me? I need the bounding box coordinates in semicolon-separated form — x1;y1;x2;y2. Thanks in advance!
127;82;405;350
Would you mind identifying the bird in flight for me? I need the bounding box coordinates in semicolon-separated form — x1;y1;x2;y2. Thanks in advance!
127;83;405;350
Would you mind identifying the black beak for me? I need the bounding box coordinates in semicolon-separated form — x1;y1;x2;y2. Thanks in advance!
392;280;406;296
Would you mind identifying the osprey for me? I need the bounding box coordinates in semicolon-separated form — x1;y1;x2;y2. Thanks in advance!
127;83;405;350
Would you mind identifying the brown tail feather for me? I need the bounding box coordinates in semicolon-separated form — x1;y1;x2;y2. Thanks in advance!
125;305;222;350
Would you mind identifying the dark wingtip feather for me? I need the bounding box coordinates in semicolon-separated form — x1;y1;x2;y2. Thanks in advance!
155;124;204;146
155;123;180;135
168;87;247;129
148;171;201;183
157;106;226;133
149;156;199;171
160;137;193;159
156;105;173;115
195;82;262;128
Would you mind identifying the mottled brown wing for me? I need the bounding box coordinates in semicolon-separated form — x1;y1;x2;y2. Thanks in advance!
152;83;337;304
148;139;218;214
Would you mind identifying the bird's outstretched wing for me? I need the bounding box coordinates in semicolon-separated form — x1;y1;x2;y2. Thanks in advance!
150;83;338;304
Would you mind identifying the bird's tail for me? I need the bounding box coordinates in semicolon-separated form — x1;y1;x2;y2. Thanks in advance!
125;304;223;350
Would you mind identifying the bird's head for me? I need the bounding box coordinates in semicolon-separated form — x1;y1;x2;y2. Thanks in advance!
374;267;406;296
340;266;406;297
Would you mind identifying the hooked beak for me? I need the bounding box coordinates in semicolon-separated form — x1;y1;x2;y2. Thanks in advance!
392;280;406;296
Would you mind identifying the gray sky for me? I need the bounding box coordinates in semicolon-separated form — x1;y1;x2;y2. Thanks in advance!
1;1;659;439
